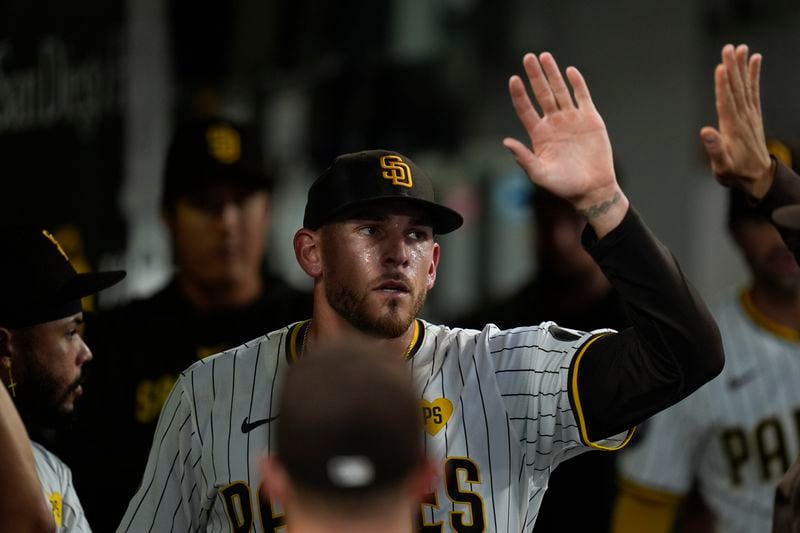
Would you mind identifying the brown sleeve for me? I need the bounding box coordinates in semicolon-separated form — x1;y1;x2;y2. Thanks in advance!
757;157;800;263
573;207;724;441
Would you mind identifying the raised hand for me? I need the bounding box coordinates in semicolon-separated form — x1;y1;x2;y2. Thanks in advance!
504;52;628;236
700;44;773;199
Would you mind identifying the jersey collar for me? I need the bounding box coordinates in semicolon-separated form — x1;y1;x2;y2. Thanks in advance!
285;319;425;364
740;289;800;343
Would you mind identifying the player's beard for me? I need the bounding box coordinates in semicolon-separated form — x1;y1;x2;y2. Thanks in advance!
751;246;800;294
14;355;83;429
325;274;427;338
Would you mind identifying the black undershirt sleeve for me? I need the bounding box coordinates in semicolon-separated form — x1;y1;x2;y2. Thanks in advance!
759;157;800;263
573;206;724;442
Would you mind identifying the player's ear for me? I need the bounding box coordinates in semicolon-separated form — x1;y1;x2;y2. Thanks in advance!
0;328;16;388
294;228;323;279
0;328;12;359
260;454;289;503
427;242;441;290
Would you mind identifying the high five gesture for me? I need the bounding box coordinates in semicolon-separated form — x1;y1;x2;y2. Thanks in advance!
504;52;629;237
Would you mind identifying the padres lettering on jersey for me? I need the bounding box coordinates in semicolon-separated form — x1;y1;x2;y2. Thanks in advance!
618;290;800;533
120;320;632;532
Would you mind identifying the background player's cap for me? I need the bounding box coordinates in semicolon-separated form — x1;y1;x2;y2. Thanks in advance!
303;149;463;234
276;344;424;495
772;204;800;229
161;116;273;210
0;227;126;328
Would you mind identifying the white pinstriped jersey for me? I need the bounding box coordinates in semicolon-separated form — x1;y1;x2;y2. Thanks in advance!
618;290;800;533
119;319;633;532
32;442;91;532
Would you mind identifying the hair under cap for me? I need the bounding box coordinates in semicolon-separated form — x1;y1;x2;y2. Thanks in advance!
276;343;423;495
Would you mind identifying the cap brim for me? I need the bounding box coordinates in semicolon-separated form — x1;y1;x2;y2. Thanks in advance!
61;270;127;301
772;205;800;230
318;197;464;235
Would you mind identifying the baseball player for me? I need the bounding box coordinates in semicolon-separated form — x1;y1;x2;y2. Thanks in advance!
613;44;800;533
63;116;312;533
119;51;723;532
696;43;800;533
261;344;432;532
0;227;125;532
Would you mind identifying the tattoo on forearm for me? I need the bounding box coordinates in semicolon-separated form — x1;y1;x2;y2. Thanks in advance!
578;192;621;220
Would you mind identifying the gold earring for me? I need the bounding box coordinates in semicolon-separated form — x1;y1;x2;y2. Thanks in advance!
3;360;16;398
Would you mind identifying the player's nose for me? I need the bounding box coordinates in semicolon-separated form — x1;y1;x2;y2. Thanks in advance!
383;234;410;266
77;337;93;365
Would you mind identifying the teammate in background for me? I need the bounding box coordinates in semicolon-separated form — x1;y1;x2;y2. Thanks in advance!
64;117;312;531
0;227;125;532
698;43;800;533
613;185;800;533
0;377;56;533
612;43;800;533
458;186;629;532
119;51;723;532
261;345;433;533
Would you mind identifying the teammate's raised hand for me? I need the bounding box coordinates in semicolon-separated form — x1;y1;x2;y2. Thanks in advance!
700;44;773;199
504;52;628;236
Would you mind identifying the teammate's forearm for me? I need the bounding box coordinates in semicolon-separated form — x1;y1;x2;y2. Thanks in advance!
575;206;724;441
755;158;800;263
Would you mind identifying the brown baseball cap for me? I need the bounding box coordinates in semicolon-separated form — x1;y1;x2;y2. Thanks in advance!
161;117;272;209
303;149;463;234
276;345;423;495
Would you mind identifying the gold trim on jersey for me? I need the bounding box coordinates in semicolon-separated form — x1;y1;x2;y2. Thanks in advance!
287;319;312;362
570;333;637;451
405;320;422;359
740;289;800;342
287;319;423;363
617;477;684;505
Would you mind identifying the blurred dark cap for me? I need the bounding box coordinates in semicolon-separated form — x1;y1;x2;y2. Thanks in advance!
277;343;423;495
0;227;125;329
303;149;463;234
161;117;273;210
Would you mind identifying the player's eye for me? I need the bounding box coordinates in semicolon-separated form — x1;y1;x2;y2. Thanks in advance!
358;225;380;237
408;228;431;241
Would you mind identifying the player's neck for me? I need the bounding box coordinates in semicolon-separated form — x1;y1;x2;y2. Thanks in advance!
748;283;800;330
287;505;415;533
308;295;417;360
177;273;262;313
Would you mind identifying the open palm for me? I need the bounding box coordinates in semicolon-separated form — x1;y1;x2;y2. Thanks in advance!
699;44;772;199
505;53;617;209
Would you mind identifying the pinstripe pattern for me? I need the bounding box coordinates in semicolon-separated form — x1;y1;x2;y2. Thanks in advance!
32;442;91;532
120;320;630;532
619;290;800;533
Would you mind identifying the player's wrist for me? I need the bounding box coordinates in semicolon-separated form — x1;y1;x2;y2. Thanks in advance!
748;156;776;200
577;186;629;239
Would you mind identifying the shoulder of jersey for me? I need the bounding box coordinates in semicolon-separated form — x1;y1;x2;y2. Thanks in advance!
178;326;290;378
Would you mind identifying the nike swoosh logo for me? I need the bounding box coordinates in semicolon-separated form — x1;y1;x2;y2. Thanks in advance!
728;370;758;390
241;415;279;433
